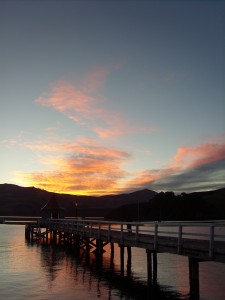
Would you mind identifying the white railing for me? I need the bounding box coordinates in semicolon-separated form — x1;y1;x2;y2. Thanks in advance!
32;218;225;262
39;218;225;245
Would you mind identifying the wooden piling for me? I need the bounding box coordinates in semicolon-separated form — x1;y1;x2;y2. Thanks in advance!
120;245;125;275
127;246;132;276
127;246;131;263
110;242;114;258
152;252;157;282
146;250;157;284
85;237;90;252
96;239;103;255
189;256;200;299
53;230;57;243
146;250;152;285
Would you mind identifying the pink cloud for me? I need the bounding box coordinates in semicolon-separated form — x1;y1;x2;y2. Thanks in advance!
81;66;109;93
122;140;225;192
35;67;112;125
35;78;123;136
35;67;155;139
93;125;128;139
122;168;173;191
36;80;96;123
168;142;225;170
93;119;155;139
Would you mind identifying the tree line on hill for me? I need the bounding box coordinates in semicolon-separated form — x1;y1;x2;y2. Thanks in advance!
106;190;225;221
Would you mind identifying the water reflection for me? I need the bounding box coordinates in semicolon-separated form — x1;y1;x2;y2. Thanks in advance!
41;245;65;283
35;240;187;300
2;225;225;300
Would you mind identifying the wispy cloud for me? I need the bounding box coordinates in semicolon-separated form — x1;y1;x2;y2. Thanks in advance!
81;66;109;93
36;80;96;126
35;67;155;139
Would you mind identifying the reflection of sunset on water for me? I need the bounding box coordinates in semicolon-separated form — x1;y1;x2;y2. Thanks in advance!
1;225;40;273
1;225;225;299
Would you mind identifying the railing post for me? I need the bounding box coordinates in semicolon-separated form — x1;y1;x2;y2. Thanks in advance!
120;224;124;243
90;222;92;236
135;224;139;245
72;221;74;233
154;222;158;250
83;221;85;235
76;220;79;233
178;224;182;254
209;225;215;259
98;223;101;239
108;223;111;241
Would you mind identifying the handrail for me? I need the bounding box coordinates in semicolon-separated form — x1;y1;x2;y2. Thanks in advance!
39;218;225;225
37;218;225;261
39;218;225;242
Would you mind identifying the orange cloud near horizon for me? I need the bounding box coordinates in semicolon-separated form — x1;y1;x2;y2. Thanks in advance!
11;134;225;195
13;137;131;196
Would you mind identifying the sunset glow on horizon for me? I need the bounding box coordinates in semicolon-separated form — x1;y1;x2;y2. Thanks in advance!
1;1;225;196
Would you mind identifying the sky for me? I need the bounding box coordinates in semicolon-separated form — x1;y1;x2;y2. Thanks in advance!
1;0;225;196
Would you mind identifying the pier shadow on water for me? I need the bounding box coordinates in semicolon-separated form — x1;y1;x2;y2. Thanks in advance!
26;239;190;300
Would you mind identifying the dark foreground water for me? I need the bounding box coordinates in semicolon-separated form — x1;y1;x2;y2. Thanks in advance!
0;224;225;300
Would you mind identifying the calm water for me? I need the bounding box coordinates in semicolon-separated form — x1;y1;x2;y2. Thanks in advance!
0;224;225;300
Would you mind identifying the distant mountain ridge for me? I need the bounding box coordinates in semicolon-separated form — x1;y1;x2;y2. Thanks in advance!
0;184;157;217
1;184;224;220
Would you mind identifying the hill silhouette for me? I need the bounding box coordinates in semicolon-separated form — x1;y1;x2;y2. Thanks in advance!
0;184;224;220
0;184;156;217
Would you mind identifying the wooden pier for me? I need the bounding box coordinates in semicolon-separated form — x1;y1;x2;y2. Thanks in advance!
25;219;225;298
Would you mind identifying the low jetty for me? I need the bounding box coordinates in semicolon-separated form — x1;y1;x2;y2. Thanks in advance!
1;216;41;225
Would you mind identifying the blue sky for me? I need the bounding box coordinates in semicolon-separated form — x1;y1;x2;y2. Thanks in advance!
1;0;225;195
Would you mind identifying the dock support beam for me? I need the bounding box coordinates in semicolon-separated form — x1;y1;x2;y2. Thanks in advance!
96;239;103;255
147;250;152;285
146;250;157;285
120;245;125;275
189;256;199;299
152;252;157;282
110;242;114;258
127;246;132;276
